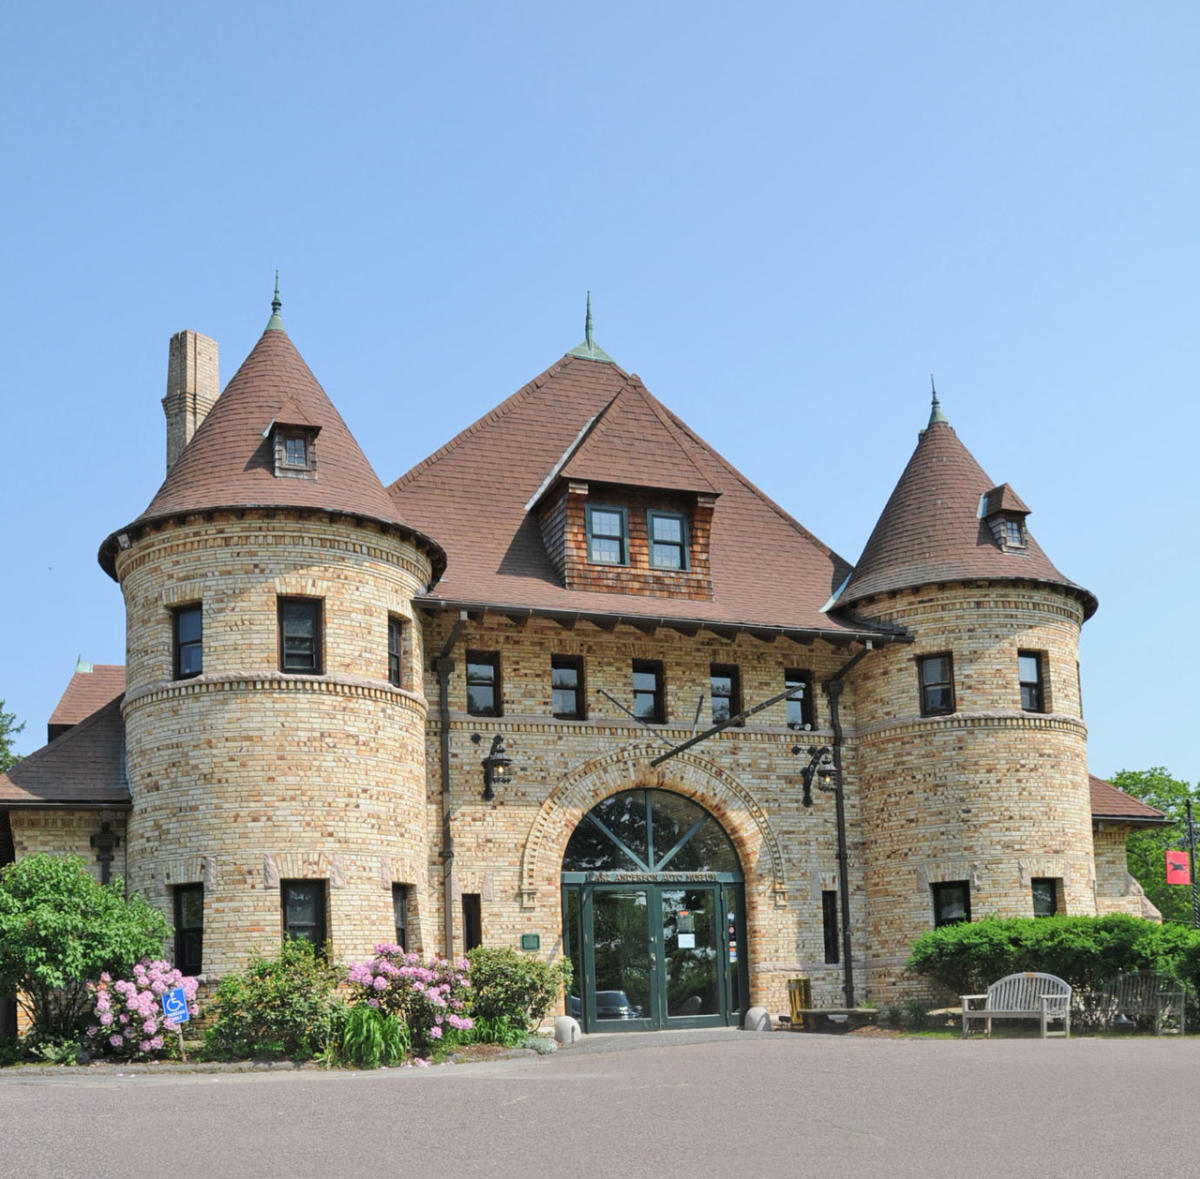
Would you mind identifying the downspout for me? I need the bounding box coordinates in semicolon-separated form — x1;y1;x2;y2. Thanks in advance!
434;615;467;960
823;646;872;1008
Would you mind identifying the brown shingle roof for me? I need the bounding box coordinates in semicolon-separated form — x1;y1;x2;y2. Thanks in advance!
391;353;872;637
837;419;1097;617
99;321;444;581
557;379;717;495
47;664;125;729
1090;774;1168;825
0;697;129;808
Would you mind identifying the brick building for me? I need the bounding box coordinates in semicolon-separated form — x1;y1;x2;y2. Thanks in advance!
0;296;1165;1029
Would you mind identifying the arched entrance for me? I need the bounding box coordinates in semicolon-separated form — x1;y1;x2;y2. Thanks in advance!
561;788;747;1031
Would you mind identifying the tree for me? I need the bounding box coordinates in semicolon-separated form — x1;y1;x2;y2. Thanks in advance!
0;854;171;1040
0;699;24;772
1110;767;1200;927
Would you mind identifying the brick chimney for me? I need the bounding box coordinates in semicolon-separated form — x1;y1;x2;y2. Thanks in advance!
162;330;219;472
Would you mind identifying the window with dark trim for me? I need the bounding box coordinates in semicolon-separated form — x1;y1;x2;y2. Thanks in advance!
710;664;741;724
586;505;628;565
918;653;955;717
279;598;323;674
388;616;405;688
173;604;203;680
392;883;410;950
466;651;501;717
648;510;688;570
1032;878;1059;917
281;880;327;950
632;659;665;723
173;884;204;976
1018;650;1045;713
552;655;585;720
932;881;971;927
785;669;814;729
821;890;839;964
462;893;482;952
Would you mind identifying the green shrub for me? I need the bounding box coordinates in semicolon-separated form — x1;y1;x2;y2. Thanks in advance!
470;1014;528;1047
204;939;343;1061
467;947;573;1032
906;914;1200;1003
340;1003;409;1068
0;854;170;1041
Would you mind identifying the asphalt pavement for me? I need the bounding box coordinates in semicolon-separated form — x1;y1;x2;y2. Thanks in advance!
2;1029;1195;1178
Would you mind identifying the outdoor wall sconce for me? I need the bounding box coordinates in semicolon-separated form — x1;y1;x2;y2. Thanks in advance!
474;732;512;801
793;744;836;808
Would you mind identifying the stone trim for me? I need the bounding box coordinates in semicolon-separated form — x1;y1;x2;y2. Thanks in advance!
518;744;787;908
856;711;1087;741
122;674;428;712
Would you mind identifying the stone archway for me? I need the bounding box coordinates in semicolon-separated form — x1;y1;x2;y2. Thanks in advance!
519;744;789;910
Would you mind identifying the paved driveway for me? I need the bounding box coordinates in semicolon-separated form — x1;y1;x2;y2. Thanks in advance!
3;1029;1194;1178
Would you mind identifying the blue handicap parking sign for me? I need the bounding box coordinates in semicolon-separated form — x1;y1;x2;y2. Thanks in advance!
161;986;190;1023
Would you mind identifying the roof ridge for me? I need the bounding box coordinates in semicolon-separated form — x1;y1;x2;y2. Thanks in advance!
388;354;632;493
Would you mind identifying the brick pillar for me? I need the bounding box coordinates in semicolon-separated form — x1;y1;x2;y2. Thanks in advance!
162;330;219;472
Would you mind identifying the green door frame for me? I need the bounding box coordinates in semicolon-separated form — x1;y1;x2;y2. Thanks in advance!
563;877;746;1032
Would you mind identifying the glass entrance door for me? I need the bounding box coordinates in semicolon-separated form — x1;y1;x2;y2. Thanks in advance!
562;788;748;1032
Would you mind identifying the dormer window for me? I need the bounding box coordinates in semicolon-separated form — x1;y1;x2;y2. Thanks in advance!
980;484;1031;554
587;505;628;565
648;510;688;570
264;403;320;481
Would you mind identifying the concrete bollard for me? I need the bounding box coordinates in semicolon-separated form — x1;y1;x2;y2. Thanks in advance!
743;1006;773;1031
554;1015;582;1045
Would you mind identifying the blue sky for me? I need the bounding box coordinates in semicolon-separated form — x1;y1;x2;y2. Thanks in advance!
2;2;1197;785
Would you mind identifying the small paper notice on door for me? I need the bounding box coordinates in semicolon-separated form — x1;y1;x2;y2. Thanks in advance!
678;933;696;949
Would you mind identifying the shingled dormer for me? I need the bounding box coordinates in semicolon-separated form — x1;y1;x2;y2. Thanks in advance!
526;373;719;600
264;400;321;480
979;482;1030;552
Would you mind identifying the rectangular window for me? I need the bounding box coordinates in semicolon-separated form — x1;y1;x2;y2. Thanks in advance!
710;664;741;724
932;881;971;928
1018;650;1045;713
821;890;839;965
392;883;410;950
1032;877;1059;917
918;653;955;717
648;510;688;570
552;655;585;719
279;598;323;674
785;669;814;729
388;616;405;688
173;604;203;680
281;879;327;950
586;505;628;565
466;651;501;717
632;659;665;724
284;436;308;467
173;884;204;976
462;893;482;952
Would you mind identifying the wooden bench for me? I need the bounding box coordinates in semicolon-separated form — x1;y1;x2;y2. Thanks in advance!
1105;971;1187;1035
961;972;1071;1039
789;1007;877;1033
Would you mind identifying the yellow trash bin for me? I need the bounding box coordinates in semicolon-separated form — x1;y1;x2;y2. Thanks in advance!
788;977;812;1029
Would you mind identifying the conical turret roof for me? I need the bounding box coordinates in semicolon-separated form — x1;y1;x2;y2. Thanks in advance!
100;312;444;579
837;410;1096;617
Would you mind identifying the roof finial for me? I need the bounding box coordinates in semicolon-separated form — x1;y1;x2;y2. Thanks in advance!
266;271;285;332
585;291;594;349
928;374;947;425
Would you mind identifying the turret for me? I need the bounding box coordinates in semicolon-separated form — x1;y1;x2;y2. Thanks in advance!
837;390;1096;998
99;293;445;977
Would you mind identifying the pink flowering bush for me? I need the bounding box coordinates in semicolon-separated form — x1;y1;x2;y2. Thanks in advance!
347;945;472;1058
84;960;199;1060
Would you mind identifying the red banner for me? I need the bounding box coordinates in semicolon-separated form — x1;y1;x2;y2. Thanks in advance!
1165;850;1191;885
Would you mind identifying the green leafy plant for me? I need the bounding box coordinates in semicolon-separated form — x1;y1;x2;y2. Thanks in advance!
340;1003;409;1068
203;939;343;1061
467;946;573;1032
902;999;928;1028
0;854;170;1041
470;1014;528;1047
